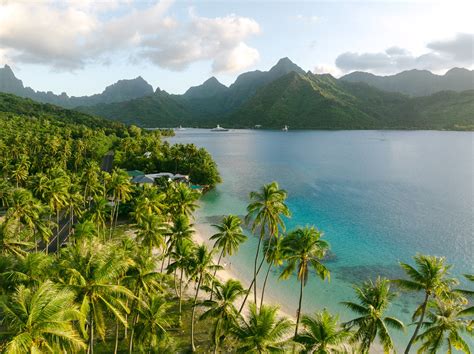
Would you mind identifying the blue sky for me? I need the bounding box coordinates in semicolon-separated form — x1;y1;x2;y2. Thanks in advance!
0;0;472;96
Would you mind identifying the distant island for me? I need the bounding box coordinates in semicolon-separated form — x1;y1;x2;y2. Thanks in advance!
1;58;473;130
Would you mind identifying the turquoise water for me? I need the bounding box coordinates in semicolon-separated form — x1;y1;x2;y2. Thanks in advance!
169;129;473;350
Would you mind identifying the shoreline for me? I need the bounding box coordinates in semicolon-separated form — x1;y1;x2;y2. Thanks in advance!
192;222;296;321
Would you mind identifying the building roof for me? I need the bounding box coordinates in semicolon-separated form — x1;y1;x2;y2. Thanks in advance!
131;175;155;184
126;170;145;177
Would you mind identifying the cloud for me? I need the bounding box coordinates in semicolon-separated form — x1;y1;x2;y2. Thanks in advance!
0;0;261;73
335;33;474;73
313;64;342;77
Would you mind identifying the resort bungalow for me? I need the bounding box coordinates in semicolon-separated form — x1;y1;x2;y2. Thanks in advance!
127;171;190;185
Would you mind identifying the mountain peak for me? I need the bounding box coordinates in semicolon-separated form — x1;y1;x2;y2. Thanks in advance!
183;76;227;99
269;57;305;76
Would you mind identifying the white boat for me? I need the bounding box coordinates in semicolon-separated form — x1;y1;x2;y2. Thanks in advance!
282;125;288;132
176;125;186;131
211;124;229;132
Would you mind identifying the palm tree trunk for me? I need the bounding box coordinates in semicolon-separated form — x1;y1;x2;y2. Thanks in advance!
253;236;263;305
260;258;274;309
191;273;203;352
405;292;429;353
295;279;304;337
89;311;94;354
114;200;121;228
178;268;184;324
174;268;179;297
210;250;224;301
56;209;60;252
114;319;120;354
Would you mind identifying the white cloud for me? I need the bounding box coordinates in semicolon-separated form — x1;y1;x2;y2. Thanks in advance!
313;64;342;77
335;33;474;74
0;0;261;73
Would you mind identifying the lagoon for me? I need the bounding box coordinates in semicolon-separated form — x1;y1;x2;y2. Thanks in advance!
169;129;474;349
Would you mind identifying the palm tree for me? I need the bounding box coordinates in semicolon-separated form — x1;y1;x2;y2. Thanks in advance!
342;277;404;353
134;295;172;352
0;221;33;257
108;169;132;235
166;214;194;271
295;309;352;353
415;298;473;353
168;182;200;218
209;215;247;299
280;226;330;337
190;244;222;352
87;196;109;238
200;279;246;353
5;188;43;233
167;238;196;322
245;182;290;308
136;213;168;256
394;254;458;353
59;239;134;353
260;234;285;309
231;303;294;353
0;281;86;353
131;185;165;223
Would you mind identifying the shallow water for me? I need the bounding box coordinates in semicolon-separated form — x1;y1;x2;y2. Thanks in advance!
169;129;474;350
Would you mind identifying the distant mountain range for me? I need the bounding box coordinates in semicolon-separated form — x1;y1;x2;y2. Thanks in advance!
0;64;153;108
340;68;474;97
0;59;473;130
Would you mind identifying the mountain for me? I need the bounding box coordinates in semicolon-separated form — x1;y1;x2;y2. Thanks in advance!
0;91;124;129
229;71;474;130
183;77;228;99
341;68;474;96
0;65;154;108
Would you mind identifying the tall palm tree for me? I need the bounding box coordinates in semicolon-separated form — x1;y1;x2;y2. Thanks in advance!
342;277;404;353
260;234;285;309
415;298;473;353
231;303;294;353
245;182;290;308
1;252;54;291
166;214;194;270
190;245;221;352
59;239;134;353
295;309;352;353
167;238;196;322
107;169;133;235
87;196;109;238
394;254;458;353
131;185;165;223
0;281;86;353
200;279;246;353
280;226;330;337
133;295;172;352
5;188;43;233
209;215;247;299
136;214;168;256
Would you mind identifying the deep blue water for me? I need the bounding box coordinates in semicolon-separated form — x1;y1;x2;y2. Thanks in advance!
169;129;473;350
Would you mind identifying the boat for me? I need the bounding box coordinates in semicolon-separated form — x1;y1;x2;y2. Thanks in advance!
282;125;288;132
176;125;186;131
211;124;229;132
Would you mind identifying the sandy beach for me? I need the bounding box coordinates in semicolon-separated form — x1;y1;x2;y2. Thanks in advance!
192;222;296;321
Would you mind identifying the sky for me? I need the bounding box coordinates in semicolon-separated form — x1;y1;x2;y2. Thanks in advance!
0;0;473;96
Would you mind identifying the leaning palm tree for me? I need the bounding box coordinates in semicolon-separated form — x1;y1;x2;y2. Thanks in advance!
0;281;86;353
134;295;173;352
415;298;473;353
260;234;286;309
280;226;330;337
231;303;294;353
189;244;222;352
209;215;247;299
59;239;134;353
394;254;458;353
342;277;404;353
295;309;352;353
200;279;246;353
244;182;290;308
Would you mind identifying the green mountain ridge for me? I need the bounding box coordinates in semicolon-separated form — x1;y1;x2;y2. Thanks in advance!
340;68;474;97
